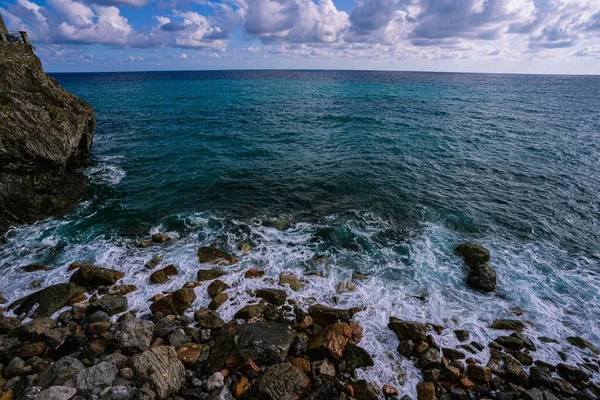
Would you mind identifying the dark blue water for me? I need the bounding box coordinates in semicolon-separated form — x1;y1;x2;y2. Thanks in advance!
2;70;600;390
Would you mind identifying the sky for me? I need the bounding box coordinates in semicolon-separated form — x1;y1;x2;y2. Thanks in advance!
1;0;599;73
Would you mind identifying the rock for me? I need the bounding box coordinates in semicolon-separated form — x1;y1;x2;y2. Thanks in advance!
454;243;490;269
355;380;380;400
258;362;310;400
388;318;428;341
109;317;155;354
198;247;238;266
417;381;436;400
556;363;589;384
22;264;54;272
132;346;186;400
255;288;288;306
207;280;230;298
208;326;237;373
336;281;356;294
279;273;305;291
419;348;441;369
335;343;374;373
167;328;191;348
0;43;95;232
197;268;227;281
308;321;352;360
455;330;470;341
566;337;599;354
208;293;228;310
291;357;311;373
177;343;205;367
70;264;124;287
145;255;163;270
236;321;296;365
19;317;56;337
442;347;466;361
467;364;493;382
206;371;224;391
20;341;46;358
234;303;266;319
496;336;525;351
150;288;196;315
491;319;524;332
511;332;536;351
525;388;544;400
108;284;138;296
8;283;85;317
466;264;496;291
150;265;178;284
383;385;399;398
67;361;118;396
208;386;235;400
88;295;128;316
232;376;250;398
36;386;77;400
502;354;528;386
194;308;225;329
0;317;20;334
38;357;85;388
245;269;265;279
312;359;336;379
5;357;25;376
308;304;356;326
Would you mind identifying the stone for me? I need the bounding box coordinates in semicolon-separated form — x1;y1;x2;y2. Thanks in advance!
308;304;356;326
236;321;296;365
511;332;536;351
308;321;352;360
208;293;228;310
69;264;124;287
454;243;490;269
152;233;170;243
88;295;128;316
198;247;238;266
177;343;205;367
208;326;237;373
38;357;85;389
206;371;224;391
132;346;186;400
383;385;399;398
388;318;428;341
291;357;311;373
245;269;265;279
5;357;26;376
194;308;225;329
312;359;336;379
442;347;466;361
197;268;227;281
566;337;599;354
150;288;197;315
0;317;21;333
207;280;230;298
168;328;191;348
419;348;441;369
525;388;544;400
208;386;235;400
20;341;46;358
503;354;528;386
36;386;77;400
109;317;155;354
556;363;589;384
235;303;267;319
466;264;496;292
335;343;374;373
336;281;356;294
22;264;54;272
398;340;415;357
355;380;380;400
417;381;436;400
496;336;525;351
467;364;493;382
455;330;470;341
9;283;85;317
491;319;524;332
19;317;57;338
256;288;288;306
68;361;118;396
232;376;250;398
145;255;163;270
258;362;310;400
150;270;168;284
348;320;364;344
279;273;305;290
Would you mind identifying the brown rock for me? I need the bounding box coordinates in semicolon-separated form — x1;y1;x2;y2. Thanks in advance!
20;341;46;358
349;320;364;344
207;280;230;298
291;357;311;373
144;255;163;270
177;343;205;367
108;285;138;295
490;319;524;332
308;321;352;359
461;377;475;389
69;264;124;287
67;294;87;305
417;381;436;400
225;350;242;369
383;384;399;398
388;318;428;341
150;270;169;284
151;233;170;243
197;268;227;281
235;303;266;319
245;269;265;279
279;273;305;291
198;247;238;266
138;240;153;248
183;281;202;289
467;364;493;382
256;288;287;306
233;376;250;398
208;292;228;310
87;321;112;334
150;288;197;315
297;315;313;330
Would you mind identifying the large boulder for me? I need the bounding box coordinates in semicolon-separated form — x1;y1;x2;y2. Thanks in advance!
67;361;118;396
258;362;310;400
466;264;496;292
236;322;296;365
198;247;238;266
454;243;490;269
69;264;124;287
109;317;155;354
0;43;95;232
308;322;352;360
132;346;185;400
150;287;196;315
388;318;428;341
8;283;85;317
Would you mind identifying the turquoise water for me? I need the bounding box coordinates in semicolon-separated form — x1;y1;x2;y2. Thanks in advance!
2;71;600;391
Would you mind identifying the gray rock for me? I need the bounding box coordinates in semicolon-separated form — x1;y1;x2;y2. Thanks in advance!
206;372;224;391
88;295;128;316
109;317;155;354
132;346;185;400
68;361;119;396
335;343;374;373
36;386;77;400
419;348;441;369
454;243;490;269
466;264;496;292
99;386;136;400
308;304;356;326
496;336;525;351
236;322;295;365
354;380;380;400
208;386;235;400
38;357;86;389
258;362;310;400
194;309;224;329
5;357;26;376
9;283;85;317
557;363;589;384
89;311;110;323
167;328;191;348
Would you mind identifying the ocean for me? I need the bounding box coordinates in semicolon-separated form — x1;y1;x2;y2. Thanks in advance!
2;70;599;393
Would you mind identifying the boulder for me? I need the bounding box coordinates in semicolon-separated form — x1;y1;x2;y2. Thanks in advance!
417;381;436;400
22;264;54;272
308;321;352;360
150;288;196;315
566;337;599;354
279;273;305;291
490;319;524;332
256;288;288;306
466;264;496;292
502;354;529;386
556;363;589;385
207;280;230;298
8;283;85;317
467;364;493;382
207;326;237;373
208;292;228;310
335;343;374;373
88;295;128;316
197;268;227;281
194;308;225;329
36;386;77;400
69;265;124;287
442;347;466;361
67;361;118;396
198;247;238;266
354;380;380;400
236;322;296;365
109;317;155;354
495;336;525;351
177;343;205;367
258;362;310;400
308;304;356;326
150;265;178;284
235;303;267;320
132;346;185;400
38;357;85;389
419;348;441;369
454;243;490;269
19;317;56;337
388;318;428;341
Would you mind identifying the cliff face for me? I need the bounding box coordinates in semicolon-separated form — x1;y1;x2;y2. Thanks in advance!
0;42;96;231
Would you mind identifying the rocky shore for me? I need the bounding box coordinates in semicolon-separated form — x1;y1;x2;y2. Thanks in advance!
0;241;597;400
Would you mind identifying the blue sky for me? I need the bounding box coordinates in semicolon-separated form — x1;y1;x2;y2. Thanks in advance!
2;0;599;73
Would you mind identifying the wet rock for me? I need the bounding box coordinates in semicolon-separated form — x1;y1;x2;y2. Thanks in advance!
194;308;224;329
150;265;177;284
38;357;85;389
308;304;356;326
511;332;536;351
19;317;56;338
232;376;250;398
466;264;496;292
467;364;493;382
496;336;525;351
36;386;77;400
108;284;138;296
556;363;589;385
176;343;205;367
383;385;400;398
22;264;53;272
152;233;170;243
144;255;163;270
88;295;128;316
503;354;529;386
198;247;238;266
442;347;466;361
514;352;534;366
279;273;305;291
417;381;436;400
69;264;124;287
67;360;118;396
245;269;265;279
208;293;228;310
419;348;441;369
109;317;155;354
355;380;380;400
208;326;237;373
150;288;197;315
312;359;336;379
455;330;470;342
9;283;85;317
21;341;46;358
388;318;428;341
398;340;415;358
167;328;191;348
236;321;295;365
235;303;267;320
566;337;599;354
207;280;230;298
308;321;352;360
197;268;227;281
490;319;524;332
256;288;288;306
132;346;185;400
335;343;374;373
336;281;356;294
454;243;490;269
258;362;310;400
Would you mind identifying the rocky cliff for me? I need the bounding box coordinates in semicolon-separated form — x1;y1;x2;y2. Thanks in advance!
0;42;95;231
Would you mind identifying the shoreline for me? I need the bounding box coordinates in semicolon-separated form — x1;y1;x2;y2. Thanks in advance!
0;239;598;400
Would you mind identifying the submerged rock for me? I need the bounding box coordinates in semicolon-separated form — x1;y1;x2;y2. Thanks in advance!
9;283;85;317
